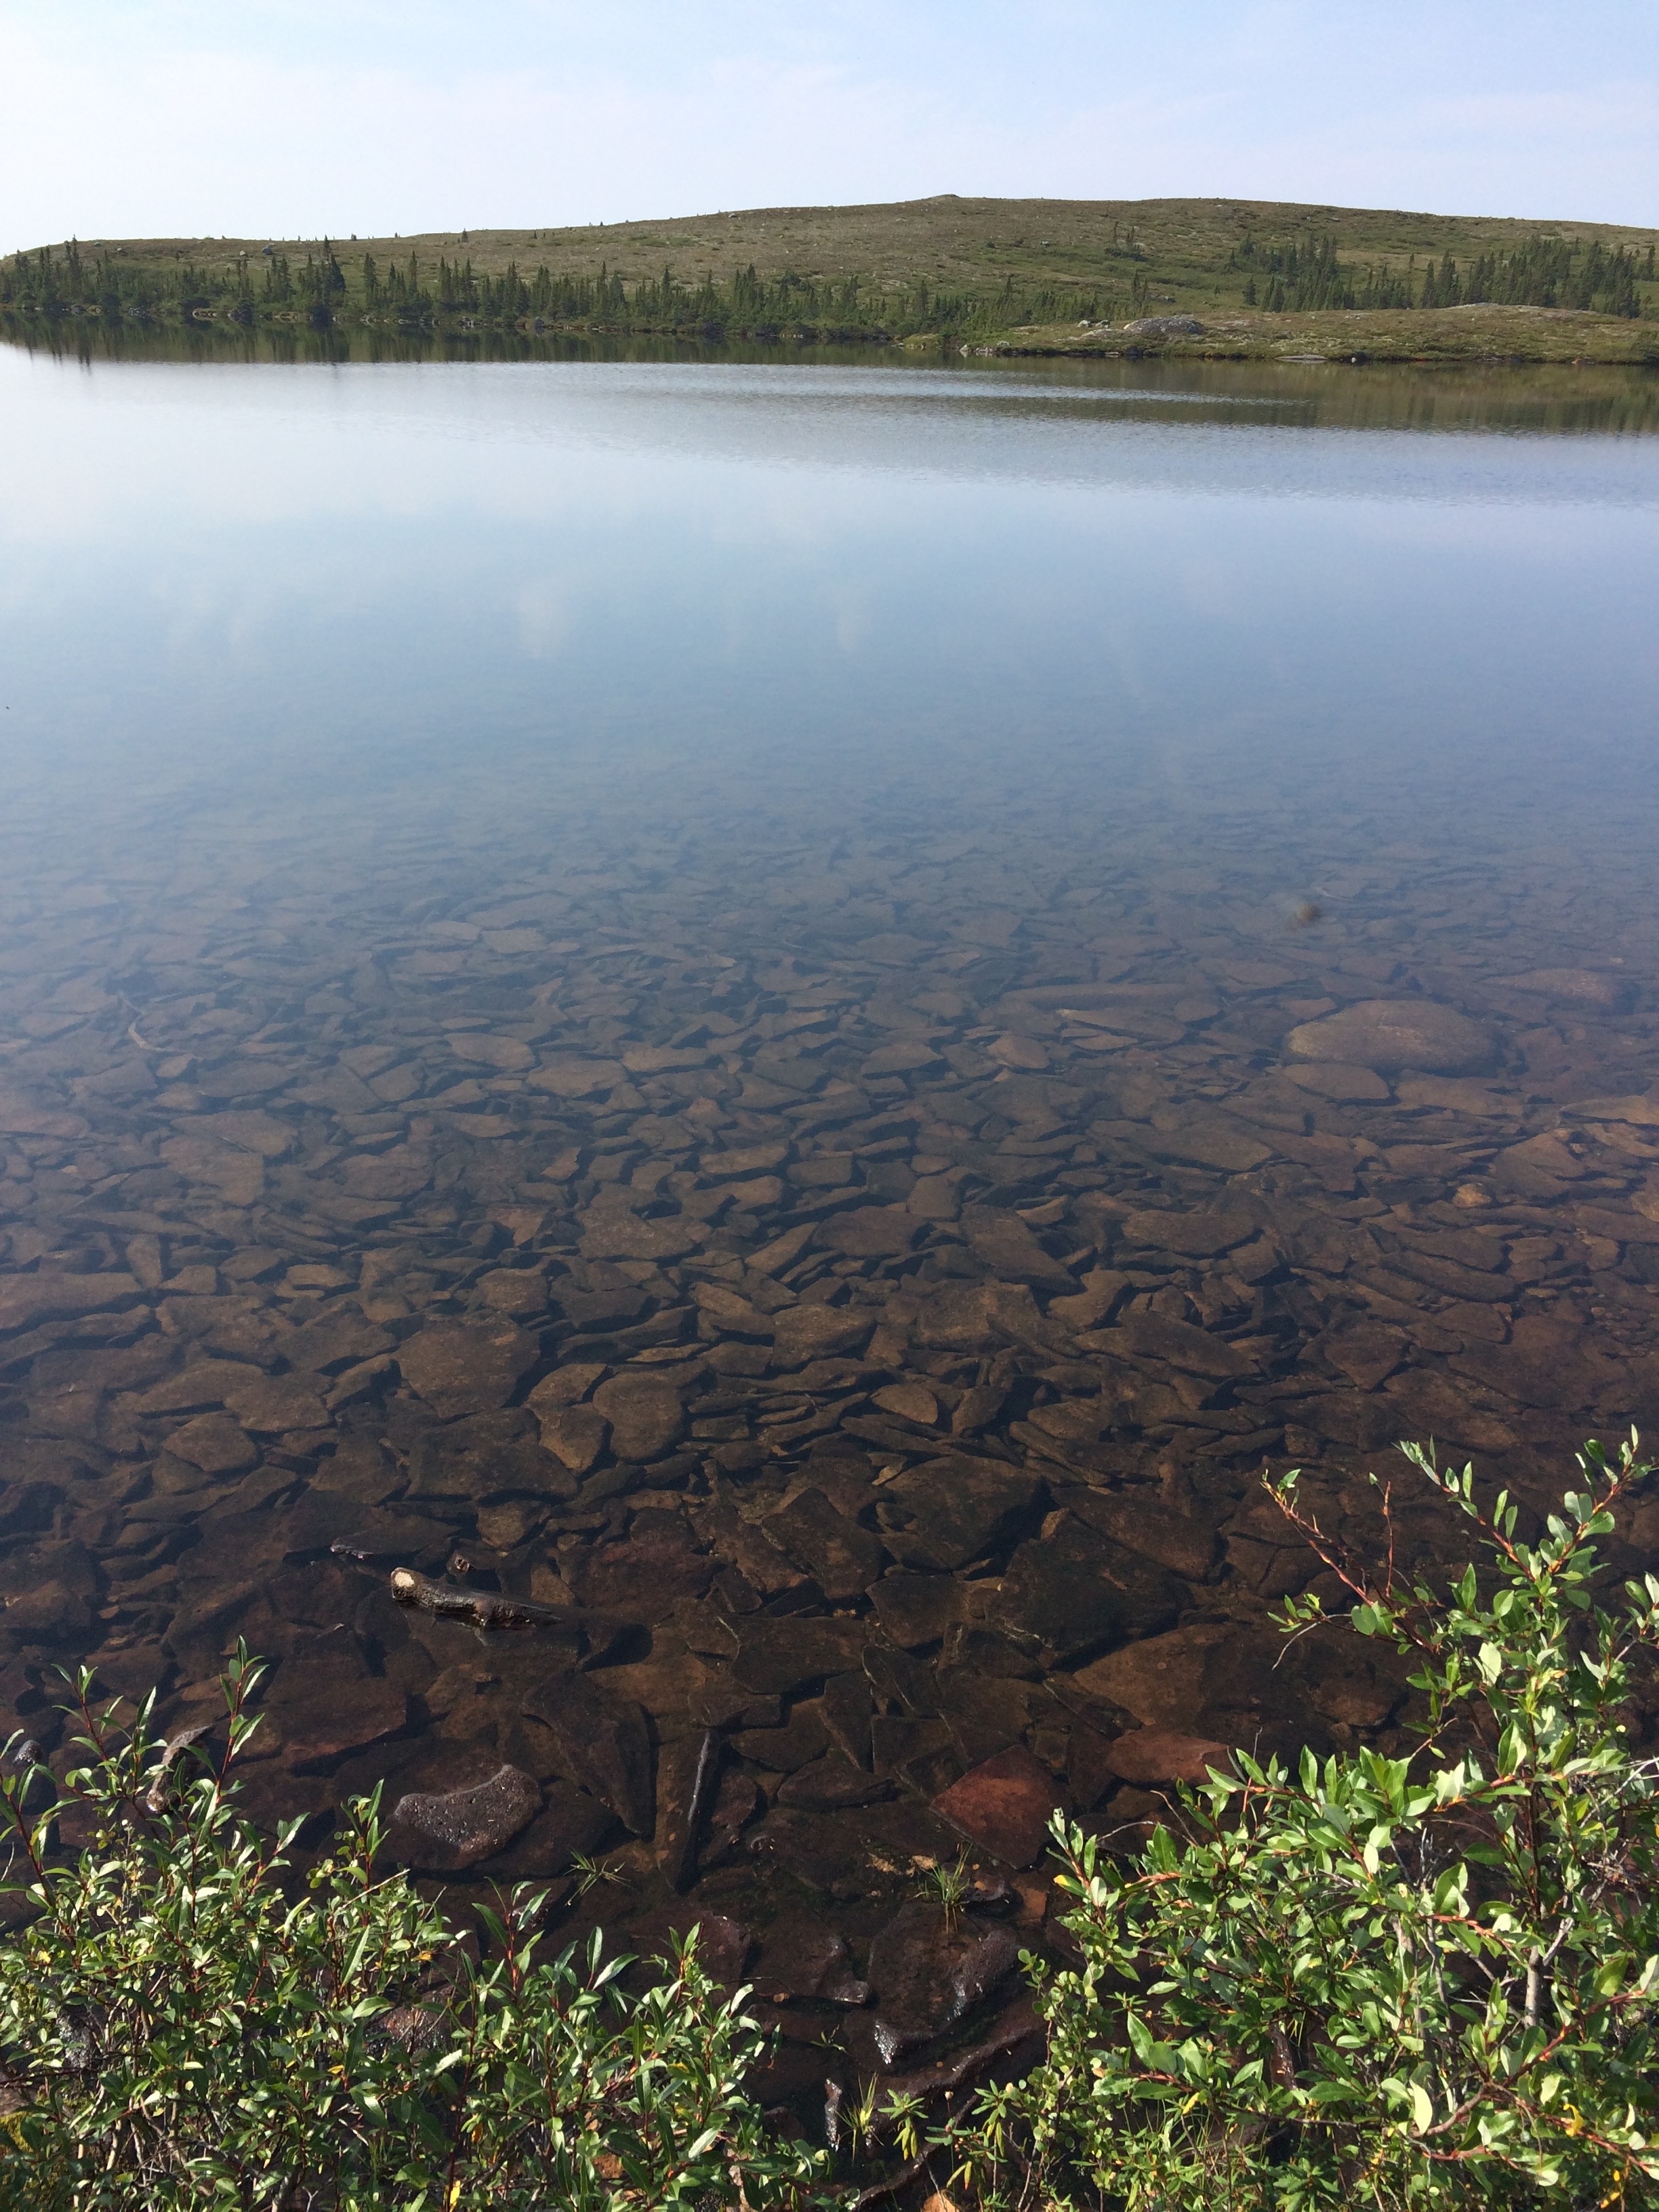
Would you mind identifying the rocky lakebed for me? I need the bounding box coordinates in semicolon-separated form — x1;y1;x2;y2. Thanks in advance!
3;772;1659;2129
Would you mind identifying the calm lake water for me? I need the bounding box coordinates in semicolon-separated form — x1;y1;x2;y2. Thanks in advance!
3;333;1659;2089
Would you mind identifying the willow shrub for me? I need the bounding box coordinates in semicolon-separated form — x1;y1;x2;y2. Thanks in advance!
949;1435;1659;2209
0;1652;824;2211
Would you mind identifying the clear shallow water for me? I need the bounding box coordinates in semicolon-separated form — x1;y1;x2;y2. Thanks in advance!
3;338;1659;2078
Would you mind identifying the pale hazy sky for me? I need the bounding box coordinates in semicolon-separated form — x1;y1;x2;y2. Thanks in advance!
3;1;1656;253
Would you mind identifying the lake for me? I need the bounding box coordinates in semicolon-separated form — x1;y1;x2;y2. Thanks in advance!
3;331;1659;2093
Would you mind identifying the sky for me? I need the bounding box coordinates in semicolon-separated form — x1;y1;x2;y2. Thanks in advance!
3;0;1656;253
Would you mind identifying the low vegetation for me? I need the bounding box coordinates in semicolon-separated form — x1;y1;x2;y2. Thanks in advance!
3;196;1656;359
0;1652;821;2209
5;1434;1659;2207
945;1434;1659;2208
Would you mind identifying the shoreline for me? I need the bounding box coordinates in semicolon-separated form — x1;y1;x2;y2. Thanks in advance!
5;302;1657;368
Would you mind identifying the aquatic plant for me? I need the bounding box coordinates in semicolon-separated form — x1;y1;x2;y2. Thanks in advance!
943;1434;1659;2208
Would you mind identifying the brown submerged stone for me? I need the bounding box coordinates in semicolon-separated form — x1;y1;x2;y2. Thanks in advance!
933;1747;1067;1868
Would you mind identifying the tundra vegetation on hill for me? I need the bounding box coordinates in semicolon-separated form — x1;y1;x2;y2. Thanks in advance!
3;195;1657;359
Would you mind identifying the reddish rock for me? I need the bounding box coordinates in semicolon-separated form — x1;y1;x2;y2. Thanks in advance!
867;1898;1023;2063
961;1206;1074;1291
932;1746;1067;1869
764;1487;886;1602
0;1273;142;1336
1105;1729;1234;1788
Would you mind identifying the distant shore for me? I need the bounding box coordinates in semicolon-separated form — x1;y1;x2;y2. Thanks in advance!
5;194;1656;365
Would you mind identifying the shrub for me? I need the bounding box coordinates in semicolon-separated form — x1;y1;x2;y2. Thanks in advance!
0;1651;824;2210
949;1435;1659;2209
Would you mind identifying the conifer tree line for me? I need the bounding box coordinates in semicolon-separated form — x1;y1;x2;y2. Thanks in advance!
1235;230;1654;315
0;240;1101;339
3;230;1654;333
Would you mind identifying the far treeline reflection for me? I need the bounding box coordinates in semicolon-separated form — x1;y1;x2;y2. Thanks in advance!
3;324;1657;438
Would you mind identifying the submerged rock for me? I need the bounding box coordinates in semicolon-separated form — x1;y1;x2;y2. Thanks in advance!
866;1899;1023;2065
994;1519;1181;1666
932;1746;1067;1869
878;1459;1044;1572
1286;998;1496;1076
522;1670;655;1835
385;1763;541;1872
777;1751;895;1810
1105;1728;1234;1787
764;1486;886;1601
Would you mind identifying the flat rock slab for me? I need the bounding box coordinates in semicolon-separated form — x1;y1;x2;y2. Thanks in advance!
522;1668;655;1835
167;1412;259;1477
553;1283;651;1332
385;1763;541;1872
960;1207;1076;1290
530;1057;626;1099
1071;1620;1277;1733
1099;1311;1257;1380
880;1459;1045;1573
694;1282;773;1336
914;1279;1048;1355
776;1751;895;1810
483;1779;617;1881
592;1372;685;1461
752;1915;872;2005
817;1206;922;1258
449;1033;535;1071
1105;1728;1235;1787
535;1402;609;1474
1287;998;1496;1076
564;1529;714;1620
771;1304;874;1366
872;1380;940;1427
1118;1208;1257;1258
933;1746;1067;1868
340;1146;433;1200
579;1191;696;1263
1281;1061;1393;1102
994;1522;1181;1666
730;1615;872;1696
1143;1113;1272;1174
1492;967;1631;1009
0;1272;142;1335
868;1574;966;1650
397;1323;539;1419
284;1307;398;1373
262;1633;409;1774
764;1487;886;1602
221;1370;331;1435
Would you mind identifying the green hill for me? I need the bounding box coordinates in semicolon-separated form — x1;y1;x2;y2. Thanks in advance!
5;195;1657;361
